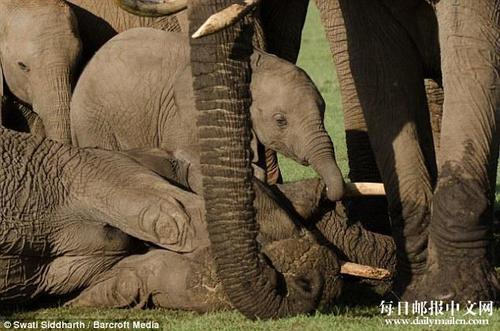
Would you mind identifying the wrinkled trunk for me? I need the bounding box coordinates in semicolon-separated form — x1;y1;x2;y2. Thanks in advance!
303;126;344;201
189;0;321;319
315;203;396;271
31;66;73;144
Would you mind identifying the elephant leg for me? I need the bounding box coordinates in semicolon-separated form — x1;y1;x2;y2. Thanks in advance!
314;0;389;234
316;0;436;297
0;257;45;305
423;0;500;302
260;0;310;64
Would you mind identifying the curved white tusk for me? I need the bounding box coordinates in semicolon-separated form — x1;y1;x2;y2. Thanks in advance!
114;0;187;17
344;182;386;197
340;261;391;280
192;0;260;39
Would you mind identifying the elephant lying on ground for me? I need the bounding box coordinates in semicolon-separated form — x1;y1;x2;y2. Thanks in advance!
0;0;82;143
0;128;394;309
71;29;344;200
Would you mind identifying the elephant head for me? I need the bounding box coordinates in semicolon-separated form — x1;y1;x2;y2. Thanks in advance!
250;51;345;200
0;0;82;143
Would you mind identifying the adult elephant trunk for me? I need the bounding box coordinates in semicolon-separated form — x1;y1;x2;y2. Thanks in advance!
188;0;323;319
30;66;73;144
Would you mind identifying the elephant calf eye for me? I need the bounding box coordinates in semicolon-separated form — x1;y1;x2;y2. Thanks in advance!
17;62;29;72
273;113;288;129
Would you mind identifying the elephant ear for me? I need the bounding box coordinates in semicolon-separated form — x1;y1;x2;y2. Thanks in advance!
250;129;267;182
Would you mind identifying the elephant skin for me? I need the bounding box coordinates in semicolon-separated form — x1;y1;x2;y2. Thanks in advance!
0;127;340;309
0;0;82;143
70;29;344;197
0;127;204;304
0;130;393;311
65;0;187;63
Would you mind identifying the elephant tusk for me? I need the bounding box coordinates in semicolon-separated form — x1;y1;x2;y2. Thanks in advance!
192;0;260;39
340;262;391;280
344;182;386;197
114;0;187;17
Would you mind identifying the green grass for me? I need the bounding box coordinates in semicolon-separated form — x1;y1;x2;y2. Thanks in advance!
3;4;499;330
3;306;499;331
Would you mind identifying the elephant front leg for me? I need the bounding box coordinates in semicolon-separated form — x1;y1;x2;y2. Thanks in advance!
315;0;389;233
422;0;500;303
321;0;437;299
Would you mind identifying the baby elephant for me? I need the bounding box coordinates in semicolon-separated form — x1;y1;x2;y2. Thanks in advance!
0;0;81;143
70;29;344;200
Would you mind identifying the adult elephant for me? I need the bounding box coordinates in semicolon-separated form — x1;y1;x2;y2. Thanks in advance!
118;0;499;318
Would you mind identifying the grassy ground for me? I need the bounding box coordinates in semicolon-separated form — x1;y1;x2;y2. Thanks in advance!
2;4;499;331
3;306;499;331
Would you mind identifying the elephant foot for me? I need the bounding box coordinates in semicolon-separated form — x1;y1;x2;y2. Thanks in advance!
417;255;499;304
388;269;425;302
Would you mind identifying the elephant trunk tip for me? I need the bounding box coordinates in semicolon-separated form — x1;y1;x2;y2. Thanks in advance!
310;156;345;201
325;176;345;201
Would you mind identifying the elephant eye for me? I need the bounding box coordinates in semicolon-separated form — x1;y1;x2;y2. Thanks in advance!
17;62;29;72
273;112;288;129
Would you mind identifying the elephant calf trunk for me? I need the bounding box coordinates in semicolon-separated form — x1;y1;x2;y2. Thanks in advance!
314;159;345;201
32;67;73;144
307;144;345;201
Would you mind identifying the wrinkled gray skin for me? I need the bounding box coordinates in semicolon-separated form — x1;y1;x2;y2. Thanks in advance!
61;0;303;184
0;127;201;304
65;0;188;62
70;30;344;199
0;129;393;310
178;0;499;317
0;0;82;143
